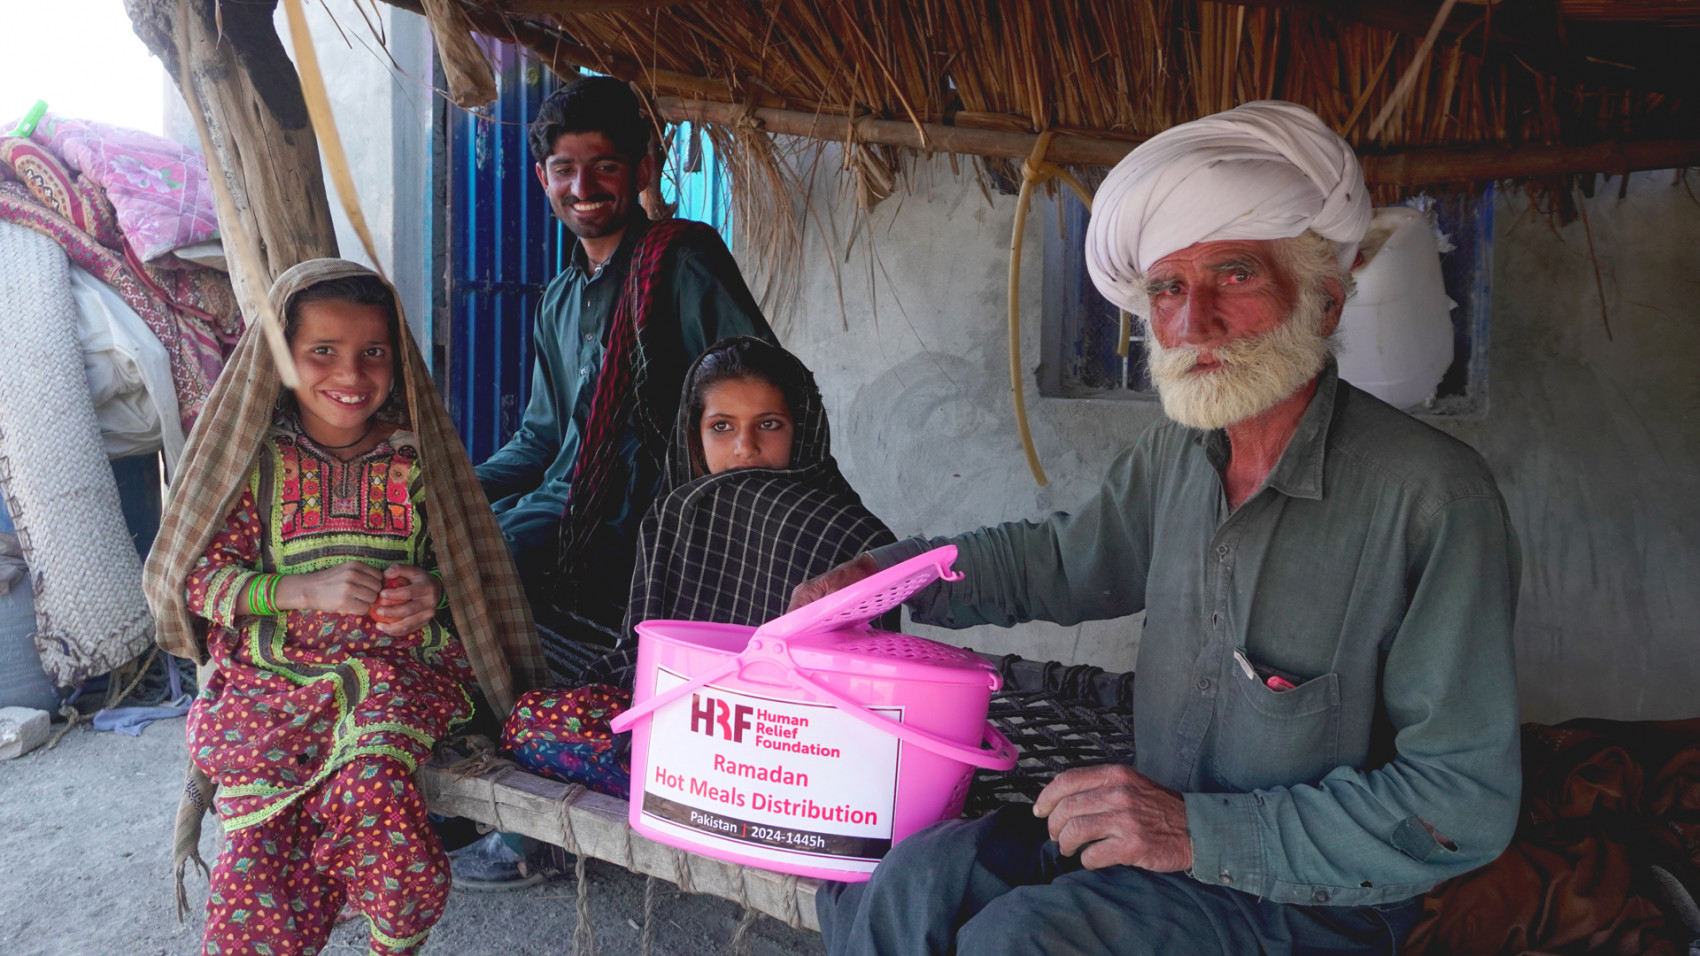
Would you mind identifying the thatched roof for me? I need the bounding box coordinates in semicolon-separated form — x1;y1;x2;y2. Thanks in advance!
392;1;1699;177
380;0;1700;314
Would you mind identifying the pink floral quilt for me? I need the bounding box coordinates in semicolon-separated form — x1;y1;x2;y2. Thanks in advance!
29;113;219;262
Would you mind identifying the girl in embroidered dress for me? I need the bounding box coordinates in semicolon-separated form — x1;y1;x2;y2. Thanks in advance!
146;259;544;956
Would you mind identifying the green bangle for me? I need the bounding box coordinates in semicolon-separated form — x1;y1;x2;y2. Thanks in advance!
247;574;273;616
428;569;448;610
266;573;281;615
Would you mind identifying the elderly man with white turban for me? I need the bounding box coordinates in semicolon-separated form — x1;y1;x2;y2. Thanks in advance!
796;101;1521;956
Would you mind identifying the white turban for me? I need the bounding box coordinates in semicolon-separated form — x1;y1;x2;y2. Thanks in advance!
1085;101;1370;314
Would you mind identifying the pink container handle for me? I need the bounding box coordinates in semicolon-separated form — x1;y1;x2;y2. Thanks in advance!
614;546;967;737
609;656;740;735
782;665;1019;771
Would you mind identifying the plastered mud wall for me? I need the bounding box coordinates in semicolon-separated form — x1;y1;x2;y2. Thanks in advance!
776;153;1699;724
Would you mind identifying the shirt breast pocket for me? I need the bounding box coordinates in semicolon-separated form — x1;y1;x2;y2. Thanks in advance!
1213;666;1342;793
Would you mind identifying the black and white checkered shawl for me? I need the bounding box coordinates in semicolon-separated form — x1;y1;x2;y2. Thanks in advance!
623;339;895;642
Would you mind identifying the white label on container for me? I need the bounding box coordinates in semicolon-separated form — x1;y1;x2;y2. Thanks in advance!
638;665;902;872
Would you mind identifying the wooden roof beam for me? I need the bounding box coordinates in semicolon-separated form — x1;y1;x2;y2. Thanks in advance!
496;0;708;12
385;0;801;109
656;95;1700;185
390;0;1700;182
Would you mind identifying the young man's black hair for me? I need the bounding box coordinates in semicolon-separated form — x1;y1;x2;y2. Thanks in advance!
527;75;651;164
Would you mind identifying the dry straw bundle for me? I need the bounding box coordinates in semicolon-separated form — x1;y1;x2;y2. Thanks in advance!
472;3;1689;168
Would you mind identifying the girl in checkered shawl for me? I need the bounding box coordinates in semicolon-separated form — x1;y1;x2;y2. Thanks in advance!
624;336;896;640
503;338;891;801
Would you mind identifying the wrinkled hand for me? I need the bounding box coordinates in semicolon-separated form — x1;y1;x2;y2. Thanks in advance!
1032;763;1192;872
369;564;442;636
275;560;386;617
787;553;880;612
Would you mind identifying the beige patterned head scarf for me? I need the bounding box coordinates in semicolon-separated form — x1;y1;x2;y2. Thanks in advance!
142;258;545;714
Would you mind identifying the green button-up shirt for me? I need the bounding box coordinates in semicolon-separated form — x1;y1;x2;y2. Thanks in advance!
476;218;774;609
877;364;1521;906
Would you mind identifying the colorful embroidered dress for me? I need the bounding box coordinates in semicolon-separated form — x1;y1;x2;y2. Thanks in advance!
185;416;474;955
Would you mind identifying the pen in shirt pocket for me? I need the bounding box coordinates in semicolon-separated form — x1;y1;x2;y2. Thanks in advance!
1233;648;1299;692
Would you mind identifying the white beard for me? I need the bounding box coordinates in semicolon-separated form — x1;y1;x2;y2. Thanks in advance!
1144;286;1335;430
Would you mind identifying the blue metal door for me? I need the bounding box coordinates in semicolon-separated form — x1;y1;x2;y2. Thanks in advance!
444;45;564;464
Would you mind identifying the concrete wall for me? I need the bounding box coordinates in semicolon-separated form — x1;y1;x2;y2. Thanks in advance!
275;1;434;348
1447;176;1700;723
772;150;1700;725
778;153;1165;677
166;2;434;350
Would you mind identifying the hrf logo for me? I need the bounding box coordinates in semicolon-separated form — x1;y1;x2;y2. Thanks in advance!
691;694;753;743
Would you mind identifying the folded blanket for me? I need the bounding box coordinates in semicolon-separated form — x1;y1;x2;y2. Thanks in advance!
0;138;237;433
27;113;219;262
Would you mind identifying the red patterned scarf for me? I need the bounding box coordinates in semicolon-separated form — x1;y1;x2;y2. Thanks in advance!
0;138;239;434
556;218;719;615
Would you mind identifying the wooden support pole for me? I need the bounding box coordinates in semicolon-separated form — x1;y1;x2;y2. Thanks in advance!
418;0;498;108
126;0;338;315
1361;139;1700;185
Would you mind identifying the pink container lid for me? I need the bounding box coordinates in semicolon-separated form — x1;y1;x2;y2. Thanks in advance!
782;631;999;686
741;544;997;686
753;545;963;640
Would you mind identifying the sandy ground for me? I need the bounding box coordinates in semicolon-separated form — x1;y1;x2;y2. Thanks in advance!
0;719;827;956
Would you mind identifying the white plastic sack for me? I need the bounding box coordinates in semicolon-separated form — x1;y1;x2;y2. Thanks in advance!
67;263;185;472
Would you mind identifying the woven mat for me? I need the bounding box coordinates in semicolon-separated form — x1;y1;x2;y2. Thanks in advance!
0;221;152;687
964;655;1136;815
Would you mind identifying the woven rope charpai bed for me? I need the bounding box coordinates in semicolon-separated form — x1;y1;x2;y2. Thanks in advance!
417;652;1138;941
0;221;153;689
421;654;1700;953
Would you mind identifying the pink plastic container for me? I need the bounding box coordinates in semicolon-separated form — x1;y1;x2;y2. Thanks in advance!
610;546;1018;881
